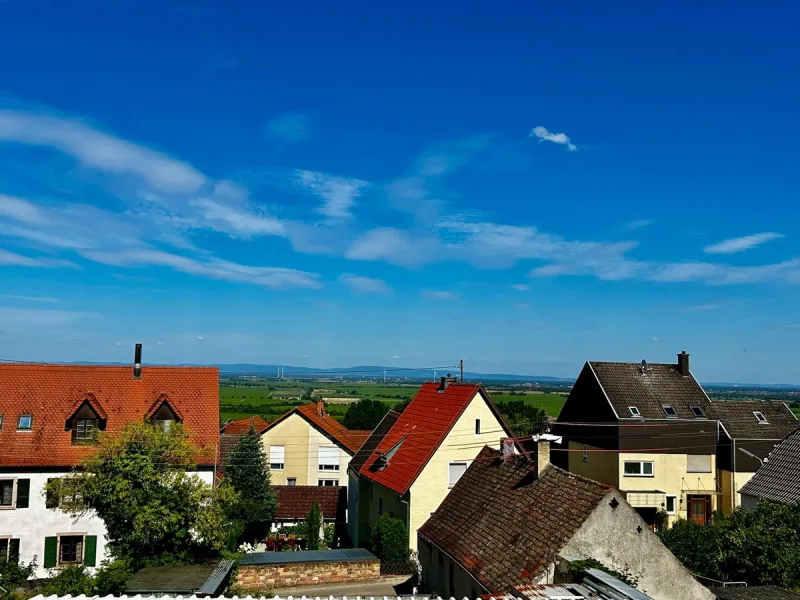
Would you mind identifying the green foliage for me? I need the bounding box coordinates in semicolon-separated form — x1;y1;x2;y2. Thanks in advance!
323;523;336;549
41;565;95;596
659;501;800;588
653;509;670;532
301;388;314;401
495;400;550;436
343;399;391;430
0;555;37;592
567;558;640;588
93;559;134;595
305;503;323;551
222;425;277;543
47;421;238;569
371;514;409;564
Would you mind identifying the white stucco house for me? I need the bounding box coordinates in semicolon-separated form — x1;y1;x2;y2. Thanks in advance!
0;355;219;578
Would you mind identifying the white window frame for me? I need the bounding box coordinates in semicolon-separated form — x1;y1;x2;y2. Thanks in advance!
753;411;769;424
448;462;468;489
318;479;339;487
0;536;15;560
57;532;87;566
318;446;340;472
286;478;297;486
623;460;654;477
665;495;677;515
0;478;17;510
17;414;33;431
628;406;641;417
269;445;285;471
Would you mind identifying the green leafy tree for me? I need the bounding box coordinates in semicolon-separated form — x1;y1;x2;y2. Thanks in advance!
343;399;391;430
94;559;134;595
0;554;37;598
42;565;96;596
47;421;239;569
222;424;277;543
305;502;323;551
495;400;550;436
372;514;409;564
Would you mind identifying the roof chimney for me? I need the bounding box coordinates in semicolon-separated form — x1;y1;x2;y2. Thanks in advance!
677;351;690;377
437;373;457;393
133;343;142;379
531;433;562;477
316;399;325;417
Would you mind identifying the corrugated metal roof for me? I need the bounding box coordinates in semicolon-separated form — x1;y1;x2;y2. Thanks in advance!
584;568;652;600
239;548;377;566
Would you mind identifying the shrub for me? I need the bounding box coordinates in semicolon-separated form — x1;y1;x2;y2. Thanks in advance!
372;514;409;564
94;559;133;595
305;502;323;551
0;555;37;593
42;565;95;596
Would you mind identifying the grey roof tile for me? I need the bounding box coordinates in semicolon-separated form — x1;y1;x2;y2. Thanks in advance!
739;428;800;503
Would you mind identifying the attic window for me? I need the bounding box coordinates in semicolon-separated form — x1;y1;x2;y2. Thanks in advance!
753;411;769;424
690;406;706;418
662;405;677;418
69;401;104;445
17;415;33;431
0;414;3;430
628;407;641;417
150;402;179;430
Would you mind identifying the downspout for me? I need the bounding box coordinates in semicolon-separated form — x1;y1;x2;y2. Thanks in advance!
400;495;410;547
732;437;736;511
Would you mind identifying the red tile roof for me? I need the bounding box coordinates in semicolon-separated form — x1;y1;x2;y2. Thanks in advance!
358;382;511;495
0;363;220;468
273;485;346;521
261;402;370;454
221;415;270;435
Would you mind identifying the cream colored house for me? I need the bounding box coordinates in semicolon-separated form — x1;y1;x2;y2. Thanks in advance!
259;401;370;487
347;377;516;551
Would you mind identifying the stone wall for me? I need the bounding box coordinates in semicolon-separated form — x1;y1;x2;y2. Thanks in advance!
236;559;381;592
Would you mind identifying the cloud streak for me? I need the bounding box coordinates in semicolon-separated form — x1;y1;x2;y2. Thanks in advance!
530;126;577;151
293;169;368;220
704;232;784;254
339;274;392;295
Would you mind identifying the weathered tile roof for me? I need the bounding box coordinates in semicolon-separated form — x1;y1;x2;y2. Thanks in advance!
358;383;512;495
419;446;612;594
588;361;710;419
707;401;798;440
260;401;370;454
273;485;346;520
349;409;401;474
739;428;800;504
221;415;270;435
0;364;219;467
711;586;800;600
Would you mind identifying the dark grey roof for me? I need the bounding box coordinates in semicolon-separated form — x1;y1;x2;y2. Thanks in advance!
712;586;800;600
739;428;800;504
125;562;222;593
588;361;710;419
707;401;798;440
197;559;235;595
239;548;376;566
348;409;400;473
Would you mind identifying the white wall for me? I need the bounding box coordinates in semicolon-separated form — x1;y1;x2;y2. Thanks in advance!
0;470;213;579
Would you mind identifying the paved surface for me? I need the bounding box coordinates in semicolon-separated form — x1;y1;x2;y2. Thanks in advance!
272;577;412;597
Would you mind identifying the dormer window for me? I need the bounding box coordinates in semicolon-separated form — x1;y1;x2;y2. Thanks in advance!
628;407;641;417
690;406;706;418
151;402;178;430
662;405;677;418
753;411;769;424
67;399;107;445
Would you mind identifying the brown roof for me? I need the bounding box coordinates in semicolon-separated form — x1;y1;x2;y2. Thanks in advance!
713;586;800;600
261;401;370;454
418;446;612;594
0;363;219;468
739;428;800;504
707;401;798;440
221;415;269;435
273;485;345;520
588;360;711;419
348;409;401;474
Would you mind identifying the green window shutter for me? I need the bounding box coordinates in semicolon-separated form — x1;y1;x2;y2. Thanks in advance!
15;479;30;509
44;537;58;568
83;536;97;567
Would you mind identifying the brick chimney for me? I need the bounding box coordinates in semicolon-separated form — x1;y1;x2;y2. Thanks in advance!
531;434;562;477
316;399;325;417
677;351;690;377
437;374;457;393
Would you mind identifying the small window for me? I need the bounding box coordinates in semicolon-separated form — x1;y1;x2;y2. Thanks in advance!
58;535;84;565
318;446;340;471
17;415;32;430
662;405;677;418
690;406;705;418
287;478;297;486
475;419;481;435
754;411;769;424
0;480;14;507
623;461;654;477
0;538;20;562
628;407;641;417
582;444;589;463
318;479;339;487
687;454;712;473
448;462;467;488
378;497;384;515
665;495;677;515
269;445;285;470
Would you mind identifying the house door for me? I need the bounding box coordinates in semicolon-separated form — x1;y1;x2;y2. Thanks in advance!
688;495;710;525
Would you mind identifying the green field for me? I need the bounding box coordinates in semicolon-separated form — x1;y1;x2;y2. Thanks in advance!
793;407;800;419
219;381;567;423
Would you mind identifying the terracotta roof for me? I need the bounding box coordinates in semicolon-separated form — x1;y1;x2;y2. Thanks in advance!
588;361;711;419
349;410;401;474
712;586;800;600
359;382;509;495
273;485;346;520
0;363;219;468
707;401;798;440
419;446;612;594
220;415;270;435
261;401;370;454
739;428;800;504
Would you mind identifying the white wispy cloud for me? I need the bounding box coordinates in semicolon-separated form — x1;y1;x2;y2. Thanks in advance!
423;290;457;300
530;126;577;151
266;111;310;144
0;294;59;303
0;306;94;327
293;169;368;219
0;248;77;268
339;274;392;295
625;219;652;231
685;304;720;311
511;283;530;291
704;232;784;254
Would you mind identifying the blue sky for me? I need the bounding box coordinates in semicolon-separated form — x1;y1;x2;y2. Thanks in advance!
1;0;799;383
